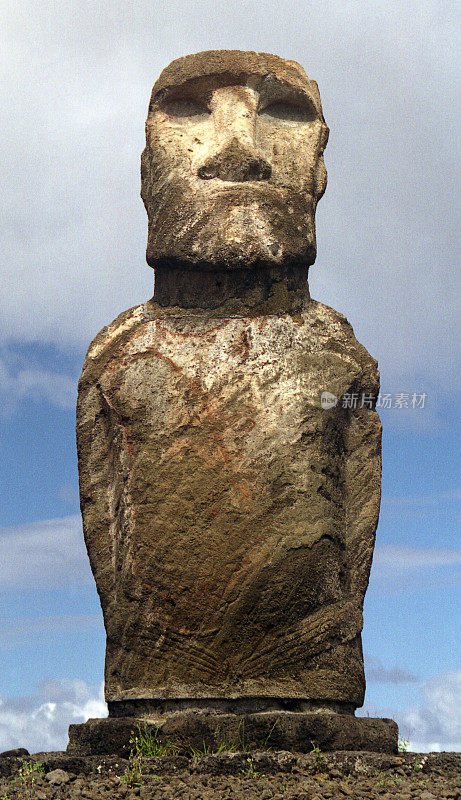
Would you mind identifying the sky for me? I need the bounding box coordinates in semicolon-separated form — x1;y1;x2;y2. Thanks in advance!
0;0;460;754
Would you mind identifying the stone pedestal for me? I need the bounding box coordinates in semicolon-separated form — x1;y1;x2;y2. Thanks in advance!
67;710;398;757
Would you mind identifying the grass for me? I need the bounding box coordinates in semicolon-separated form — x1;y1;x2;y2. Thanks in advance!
240;756;257;777
120;716;281;785
121;723;180;787
130;722;180;758
310;741;327;772
189;739;240;757
1;761;46;800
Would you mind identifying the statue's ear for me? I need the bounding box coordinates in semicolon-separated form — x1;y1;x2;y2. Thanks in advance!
319;123;329;155
140;148;150;208
314;156;327;203
314;123;329;203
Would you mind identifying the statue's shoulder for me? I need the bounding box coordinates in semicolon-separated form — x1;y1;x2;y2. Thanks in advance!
302;298;354;333
302;298;379;377
79;303;148;387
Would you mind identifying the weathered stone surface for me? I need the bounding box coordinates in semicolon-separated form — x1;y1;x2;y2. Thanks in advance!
45;768;71;784
67;712;396;757
77;298;380;707
141;50;328;274
0;748;29;758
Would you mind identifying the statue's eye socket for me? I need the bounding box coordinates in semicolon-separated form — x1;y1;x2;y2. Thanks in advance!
162;99;209;120
259;102;317;124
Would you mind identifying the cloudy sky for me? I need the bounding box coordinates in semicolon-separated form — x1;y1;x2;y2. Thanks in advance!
1;0;459;753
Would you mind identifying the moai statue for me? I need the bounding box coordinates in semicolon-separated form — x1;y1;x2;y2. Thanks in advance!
70;51;397;754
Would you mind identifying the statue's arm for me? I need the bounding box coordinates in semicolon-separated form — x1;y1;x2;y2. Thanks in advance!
76;304;146;610
342;398;382;602
76;373;118;615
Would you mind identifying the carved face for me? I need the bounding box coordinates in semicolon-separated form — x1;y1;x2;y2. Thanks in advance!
141;51;329;271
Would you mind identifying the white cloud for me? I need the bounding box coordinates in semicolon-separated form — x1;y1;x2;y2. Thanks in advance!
365;655;419;685
397;671;461;752
0;354;77;415
0;515;92;589
381;489;461;511
373;545;461;570
369;543;461;592
0;679;107;754
378;488;461;526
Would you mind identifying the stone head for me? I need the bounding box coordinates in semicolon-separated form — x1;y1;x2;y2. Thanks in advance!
141;50;329;272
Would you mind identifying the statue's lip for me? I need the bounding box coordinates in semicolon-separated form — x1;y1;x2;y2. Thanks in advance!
208;181;285;196
206;182;310;205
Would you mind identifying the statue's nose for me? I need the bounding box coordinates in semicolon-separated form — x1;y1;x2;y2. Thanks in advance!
198;137;272;182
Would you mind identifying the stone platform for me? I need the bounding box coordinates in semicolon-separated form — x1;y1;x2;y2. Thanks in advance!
67;709;398;757
2;748;459;800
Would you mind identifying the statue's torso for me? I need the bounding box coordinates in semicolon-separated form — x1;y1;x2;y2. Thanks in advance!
77;300;380;705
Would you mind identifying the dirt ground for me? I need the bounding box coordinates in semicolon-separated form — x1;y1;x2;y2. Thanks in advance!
0;749;459;799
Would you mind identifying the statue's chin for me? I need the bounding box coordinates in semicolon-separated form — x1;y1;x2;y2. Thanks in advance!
146;184;317;270
147;239;316;272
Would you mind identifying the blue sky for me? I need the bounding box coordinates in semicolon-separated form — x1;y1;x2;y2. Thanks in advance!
1;0;459;753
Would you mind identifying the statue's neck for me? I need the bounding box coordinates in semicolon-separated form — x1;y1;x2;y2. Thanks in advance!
152;265;310;315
